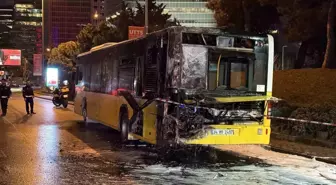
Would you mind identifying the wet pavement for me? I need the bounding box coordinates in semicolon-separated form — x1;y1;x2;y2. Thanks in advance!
0;94;335;185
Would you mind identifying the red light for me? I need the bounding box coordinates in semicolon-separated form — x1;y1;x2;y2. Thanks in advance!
111;88;128;96
267;101;272;119
111;90;118;96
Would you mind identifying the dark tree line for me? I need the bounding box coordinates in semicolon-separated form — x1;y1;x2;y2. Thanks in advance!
77;0;178;53
207;0;336;69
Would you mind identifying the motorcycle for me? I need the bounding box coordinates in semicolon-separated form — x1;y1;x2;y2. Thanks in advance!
52;87;69;108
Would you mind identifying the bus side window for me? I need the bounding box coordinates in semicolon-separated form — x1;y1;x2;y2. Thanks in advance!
83;64;91;92
135;57;143;96
118;58;136;92
75;67;83;85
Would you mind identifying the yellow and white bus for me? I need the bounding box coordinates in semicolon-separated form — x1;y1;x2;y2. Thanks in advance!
74;26;274;145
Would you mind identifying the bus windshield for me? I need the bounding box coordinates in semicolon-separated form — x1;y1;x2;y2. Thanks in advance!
181;33;269;96
208;46;268;94
208;44;268;96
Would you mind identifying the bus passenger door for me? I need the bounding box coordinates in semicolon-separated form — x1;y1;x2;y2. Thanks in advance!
86;91;100;120
142;39;167;143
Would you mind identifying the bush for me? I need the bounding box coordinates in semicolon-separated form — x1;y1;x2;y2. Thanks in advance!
272;69;336;141
274;69;336;107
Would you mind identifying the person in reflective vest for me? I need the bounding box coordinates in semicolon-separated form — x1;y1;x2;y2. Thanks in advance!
0;79;11;116
22;81;36;115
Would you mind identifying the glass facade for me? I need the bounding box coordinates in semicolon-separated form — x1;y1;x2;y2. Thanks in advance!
0;6;13;44
47;0;91;48
91;0;105;25
11;3;42;62
125;0;216;27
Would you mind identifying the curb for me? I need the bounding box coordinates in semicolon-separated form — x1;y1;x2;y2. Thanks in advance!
271;132;336;149
35;94;74;105
266;145;336;165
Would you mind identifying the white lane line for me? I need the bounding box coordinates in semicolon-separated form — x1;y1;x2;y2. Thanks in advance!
0;150;7;158
3;117;30;144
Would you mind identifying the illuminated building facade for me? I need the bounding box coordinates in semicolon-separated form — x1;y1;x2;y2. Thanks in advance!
11;3;42;62
91;0;105;25
123;0;216;27
45;0;91;48
104;0;122;20
0;6;14;47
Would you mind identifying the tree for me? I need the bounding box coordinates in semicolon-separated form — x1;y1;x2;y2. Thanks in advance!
76;0;178;51
207;0;279;33
92;21;122;46
208;0;335;69
48;41;80;100
323;0;336;68
133;0;179;32
77;2;134;48
276;0;330;68
21;57;32;82
48;41;80;71
77;24;96;52
107;2;136;41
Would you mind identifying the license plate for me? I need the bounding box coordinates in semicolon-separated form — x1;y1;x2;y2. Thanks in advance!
63;95;68;98
210;129;235;136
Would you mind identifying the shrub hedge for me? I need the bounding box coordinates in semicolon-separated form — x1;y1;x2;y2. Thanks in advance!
273;68;336;107
272;69;336;141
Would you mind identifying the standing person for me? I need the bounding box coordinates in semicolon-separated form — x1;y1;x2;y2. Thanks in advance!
0;79;12;116
22;81;36;115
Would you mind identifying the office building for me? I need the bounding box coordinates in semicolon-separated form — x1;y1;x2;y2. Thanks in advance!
107;0;216;27
91;0;105;25
45;0;91;48
0;6;14;47
11;3;42;62
0;5;13;28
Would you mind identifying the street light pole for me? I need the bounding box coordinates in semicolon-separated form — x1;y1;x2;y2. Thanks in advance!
94;12;99;25
42;0;45;85
145;0;148;34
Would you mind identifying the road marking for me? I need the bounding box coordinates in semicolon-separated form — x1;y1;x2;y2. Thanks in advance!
3;116;30;144
0;150;6;158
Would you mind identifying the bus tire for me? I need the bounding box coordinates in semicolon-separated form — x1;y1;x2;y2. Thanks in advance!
120;111;129;144
82;108;87;123
63;100;68;108
81;98;87;124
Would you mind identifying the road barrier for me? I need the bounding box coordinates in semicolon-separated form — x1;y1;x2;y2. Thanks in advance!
269;116;336;127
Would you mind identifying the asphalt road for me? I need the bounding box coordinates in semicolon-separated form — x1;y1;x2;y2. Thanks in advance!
0;94;335;185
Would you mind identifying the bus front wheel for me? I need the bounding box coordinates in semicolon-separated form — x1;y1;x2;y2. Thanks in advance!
82;108;87;123
120;112;129;143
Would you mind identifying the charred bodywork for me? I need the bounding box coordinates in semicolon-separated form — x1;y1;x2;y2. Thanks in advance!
76;26;273;145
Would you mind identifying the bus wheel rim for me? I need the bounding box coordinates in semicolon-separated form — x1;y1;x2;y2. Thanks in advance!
82;109;87;121
121;116;128;141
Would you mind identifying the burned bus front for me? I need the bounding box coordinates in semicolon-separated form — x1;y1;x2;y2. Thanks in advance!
160;30;274;145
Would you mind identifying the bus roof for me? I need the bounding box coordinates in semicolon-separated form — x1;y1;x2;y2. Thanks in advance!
77;26;268;59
